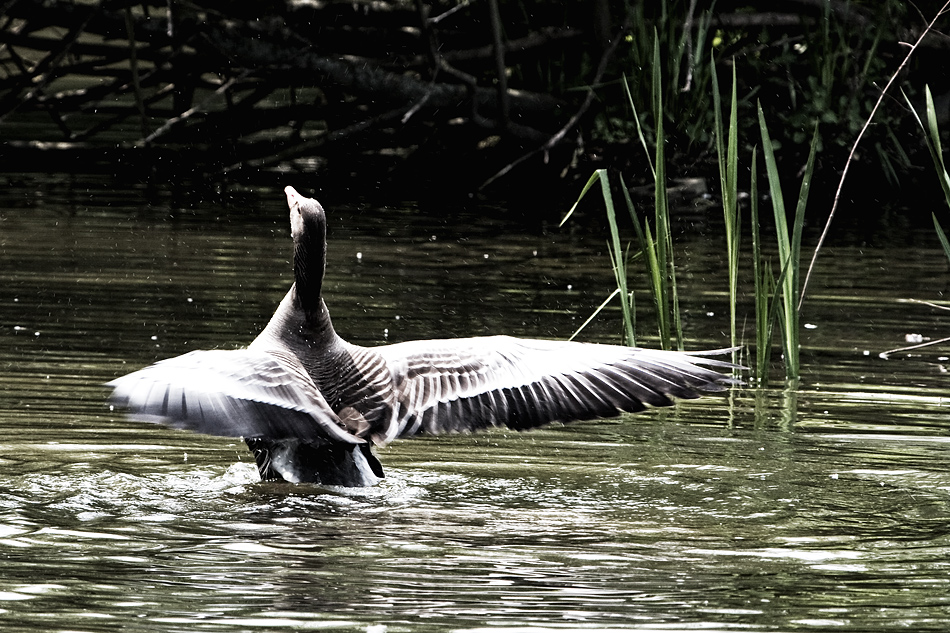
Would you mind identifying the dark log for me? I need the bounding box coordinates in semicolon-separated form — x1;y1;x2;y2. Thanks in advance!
0;0;603;186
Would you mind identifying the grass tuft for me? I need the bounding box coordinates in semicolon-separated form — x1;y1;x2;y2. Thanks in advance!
563;170;637;347
712;58;740;365
756;102;819;381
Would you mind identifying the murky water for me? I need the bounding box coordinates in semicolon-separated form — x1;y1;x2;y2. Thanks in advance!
2;174;950;631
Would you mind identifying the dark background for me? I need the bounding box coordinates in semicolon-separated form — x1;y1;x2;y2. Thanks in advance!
2;0;949;210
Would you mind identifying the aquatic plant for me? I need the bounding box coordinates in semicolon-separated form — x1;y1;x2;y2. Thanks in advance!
570;39;828;383
640;35;683;351
800;1;950;306
748;148;769;381
711;60;740;364
747;147;795;386
564;169;637;347
905;85;950;265
564;37;682;351
756;104;819;381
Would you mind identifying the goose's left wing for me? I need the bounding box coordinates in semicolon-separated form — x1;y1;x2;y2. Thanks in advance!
107;348;361;445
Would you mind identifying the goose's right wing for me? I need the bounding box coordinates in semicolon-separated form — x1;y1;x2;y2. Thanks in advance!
377;336;739;440
107;348;361;445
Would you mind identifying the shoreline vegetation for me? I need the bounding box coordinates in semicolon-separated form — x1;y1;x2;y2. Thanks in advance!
4;0;950;383
1;1;949;201
563;3;950;384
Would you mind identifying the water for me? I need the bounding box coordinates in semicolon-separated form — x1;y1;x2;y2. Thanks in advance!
2;174;950;632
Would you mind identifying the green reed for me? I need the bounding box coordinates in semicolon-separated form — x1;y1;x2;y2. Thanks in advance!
563;169;637;346
566;46;827;380
621;36;683;350
756;102;819;381
564;37;682;350
748;147;796;386
643;35;682;350
906;85;950;264
749;148;769;380
711;60;740;364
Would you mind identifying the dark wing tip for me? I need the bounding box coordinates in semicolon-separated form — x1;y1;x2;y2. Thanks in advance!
386;338;742;438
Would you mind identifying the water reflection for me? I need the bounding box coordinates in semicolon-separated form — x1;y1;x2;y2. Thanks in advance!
2;175;950;631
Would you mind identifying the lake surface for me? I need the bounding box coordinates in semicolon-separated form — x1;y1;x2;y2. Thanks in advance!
2;174;950;632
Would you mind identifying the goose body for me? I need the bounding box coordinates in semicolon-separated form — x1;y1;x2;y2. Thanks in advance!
108;187;738;486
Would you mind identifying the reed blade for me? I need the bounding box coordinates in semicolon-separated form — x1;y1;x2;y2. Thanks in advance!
905;86;950;208
905;85;950;265
599;171;637;347
623;74;655;179
560;170;602;227
563;169;637;345
934;214;950;264
713;59;740;360
569;287;622;342
757;101;797;379
652;34;680;350
750;146;771;383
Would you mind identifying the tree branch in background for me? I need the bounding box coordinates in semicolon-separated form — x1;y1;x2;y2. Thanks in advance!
479;16;629;190
799;0;950;310
487;0;509;133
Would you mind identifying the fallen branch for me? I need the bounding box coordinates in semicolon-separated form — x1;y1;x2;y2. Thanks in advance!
139;72;245;145
0;7;96;120
879;335;950;359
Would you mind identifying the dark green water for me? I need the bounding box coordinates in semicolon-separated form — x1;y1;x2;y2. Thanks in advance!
2;175;950;632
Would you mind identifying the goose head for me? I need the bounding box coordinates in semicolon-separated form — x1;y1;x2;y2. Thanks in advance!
286;185;327;316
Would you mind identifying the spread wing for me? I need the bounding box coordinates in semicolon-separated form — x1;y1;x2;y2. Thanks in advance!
377;335;738;439
107;348;362;445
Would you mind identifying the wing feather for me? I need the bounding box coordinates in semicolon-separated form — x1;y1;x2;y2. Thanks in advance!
107;348;362;445
377;336;738;439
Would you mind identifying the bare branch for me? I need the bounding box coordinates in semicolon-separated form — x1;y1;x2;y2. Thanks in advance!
799;0;950;311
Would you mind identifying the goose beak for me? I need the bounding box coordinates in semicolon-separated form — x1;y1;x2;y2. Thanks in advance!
284;185;301;210
286;186;304;238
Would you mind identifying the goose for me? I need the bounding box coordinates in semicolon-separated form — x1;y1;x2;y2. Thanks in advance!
108;186;739;487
